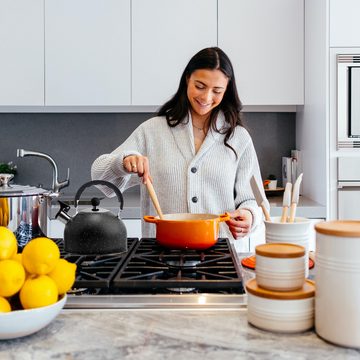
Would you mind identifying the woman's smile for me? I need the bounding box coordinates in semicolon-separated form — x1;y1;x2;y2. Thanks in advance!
187;69;228;121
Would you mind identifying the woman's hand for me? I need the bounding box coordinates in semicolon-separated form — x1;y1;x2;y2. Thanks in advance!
123;155;151;184
226;209;253;239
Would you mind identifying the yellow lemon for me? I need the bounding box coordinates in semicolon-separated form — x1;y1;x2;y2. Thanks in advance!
0;259;26;297
11;252;32;278
0;296;11;312
0;226;17;260
48;259;76;295
11;252;22;264
22;237;60;275
19;275;58;309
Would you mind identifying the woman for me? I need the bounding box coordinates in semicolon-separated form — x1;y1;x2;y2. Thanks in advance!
91;47;266;250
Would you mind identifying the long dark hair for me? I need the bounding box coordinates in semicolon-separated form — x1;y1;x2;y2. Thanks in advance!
157;47;244;157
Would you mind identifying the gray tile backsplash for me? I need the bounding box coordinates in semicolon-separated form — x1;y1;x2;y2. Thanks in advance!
243;112;295;183
0;112;295;196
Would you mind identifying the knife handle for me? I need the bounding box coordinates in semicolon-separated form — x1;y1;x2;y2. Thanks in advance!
280;206;288;223
288;203;297;223
261;203;271;222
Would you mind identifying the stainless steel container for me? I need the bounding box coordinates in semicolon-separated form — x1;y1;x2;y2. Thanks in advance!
0;150;69;247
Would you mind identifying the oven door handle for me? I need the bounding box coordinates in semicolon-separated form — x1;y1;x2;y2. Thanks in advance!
338;181;360;188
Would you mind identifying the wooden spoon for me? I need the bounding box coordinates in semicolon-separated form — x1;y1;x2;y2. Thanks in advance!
145;180;164;219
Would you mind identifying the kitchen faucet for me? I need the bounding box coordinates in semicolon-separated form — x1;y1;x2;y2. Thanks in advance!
17;149;70;193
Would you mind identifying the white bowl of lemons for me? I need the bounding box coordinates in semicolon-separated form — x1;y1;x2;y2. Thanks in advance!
0;294;67;339
0;227;76;339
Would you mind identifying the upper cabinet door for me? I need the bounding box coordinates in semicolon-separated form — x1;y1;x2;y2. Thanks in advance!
45;0;131;106
218;0;304;106
132;0;217;106
330;0;360;47
0;0;44;106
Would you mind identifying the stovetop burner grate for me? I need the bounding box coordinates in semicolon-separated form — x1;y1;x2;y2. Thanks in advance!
53;237;245;294
53;238;138;288
112;238;244;292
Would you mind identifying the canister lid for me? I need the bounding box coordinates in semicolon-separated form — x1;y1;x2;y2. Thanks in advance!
246;278;315;300
255;243;305;258
315;220;360;237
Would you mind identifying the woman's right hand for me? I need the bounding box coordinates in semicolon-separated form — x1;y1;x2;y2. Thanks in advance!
123;155;151;184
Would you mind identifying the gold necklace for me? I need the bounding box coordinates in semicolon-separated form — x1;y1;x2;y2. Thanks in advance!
193;123;205;132
192;118;209;132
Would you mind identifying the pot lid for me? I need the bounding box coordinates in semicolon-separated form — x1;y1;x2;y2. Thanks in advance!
246;278;315;300
0;173;50;197
255;243;305;258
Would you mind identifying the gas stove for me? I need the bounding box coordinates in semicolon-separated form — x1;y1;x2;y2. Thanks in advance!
54;238;249;310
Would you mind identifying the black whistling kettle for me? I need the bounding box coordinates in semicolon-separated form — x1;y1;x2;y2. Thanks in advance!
56;180;127;254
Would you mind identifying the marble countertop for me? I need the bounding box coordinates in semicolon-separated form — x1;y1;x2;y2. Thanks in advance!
1;309;359;359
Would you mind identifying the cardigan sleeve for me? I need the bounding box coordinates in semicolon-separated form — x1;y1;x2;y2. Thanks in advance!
234;137;269;231
91;124;147;197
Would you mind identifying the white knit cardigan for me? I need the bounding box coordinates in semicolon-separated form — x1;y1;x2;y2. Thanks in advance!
91;113;265;247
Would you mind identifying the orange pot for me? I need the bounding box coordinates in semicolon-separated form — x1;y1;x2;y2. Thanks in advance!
143;213;230;250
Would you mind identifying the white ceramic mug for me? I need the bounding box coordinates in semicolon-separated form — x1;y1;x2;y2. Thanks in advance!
264;217;311;277
267;180;278;190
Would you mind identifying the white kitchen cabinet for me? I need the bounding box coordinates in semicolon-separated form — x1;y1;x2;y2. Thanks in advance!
330;0;360;47
218;0;304;106
300;0;360;220
131;0;217;106
45;0;131;106
0;0;44;106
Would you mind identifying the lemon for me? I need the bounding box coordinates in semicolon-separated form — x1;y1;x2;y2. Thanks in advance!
0;296;11;312
11;252;22;264
22;237;60;275
19;275;58;309
11;252;32;279
0;259;26;297
48;259;76;295
0;226;17;260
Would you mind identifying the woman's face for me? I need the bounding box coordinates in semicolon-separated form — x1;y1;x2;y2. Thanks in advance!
187;69;229;120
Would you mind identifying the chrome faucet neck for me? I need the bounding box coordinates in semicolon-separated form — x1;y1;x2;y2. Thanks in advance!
16;149;70;193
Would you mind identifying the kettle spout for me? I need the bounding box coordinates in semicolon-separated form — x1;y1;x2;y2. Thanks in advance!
55;200;72;225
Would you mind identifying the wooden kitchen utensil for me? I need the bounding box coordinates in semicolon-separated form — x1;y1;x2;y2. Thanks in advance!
145;180;164;220
280;182;292;223
288;173;303;223
250;175;271;221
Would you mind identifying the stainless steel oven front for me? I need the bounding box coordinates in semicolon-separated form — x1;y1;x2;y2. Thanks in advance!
337;54;360;149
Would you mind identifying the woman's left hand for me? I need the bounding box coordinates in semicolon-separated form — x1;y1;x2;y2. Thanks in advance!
225;209;253;239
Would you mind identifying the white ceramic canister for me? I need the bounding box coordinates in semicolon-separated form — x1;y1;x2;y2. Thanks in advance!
264;217;311;277
255;243;306;291
315;220;360;349
246;278;315;333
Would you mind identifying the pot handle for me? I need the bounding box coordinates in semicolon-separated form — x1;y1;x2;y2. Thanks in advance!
74;180;124;211
143;215;159;224
218;213;231;222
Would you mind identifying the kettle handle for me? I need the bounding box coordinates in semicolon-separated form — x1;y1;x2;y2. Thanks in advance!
74;180;124;210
